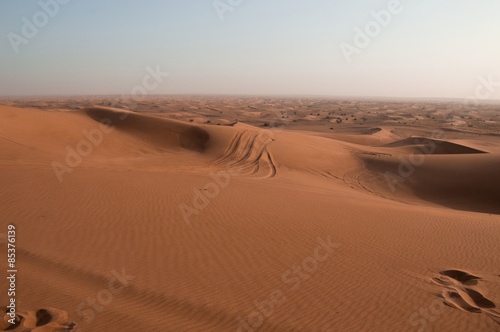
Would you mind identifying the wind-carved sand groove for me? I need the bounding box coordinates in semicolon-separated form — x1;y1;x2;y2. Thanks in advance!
213;130;277;178
432;270;500;324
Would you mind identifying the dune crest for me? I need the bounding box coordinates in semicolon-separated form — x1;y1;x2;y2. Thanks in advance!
82;107;210;152
382;137;487;154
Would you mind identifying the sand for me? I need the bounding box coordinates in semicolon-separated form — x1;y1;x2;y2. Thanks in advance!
0;96;499;331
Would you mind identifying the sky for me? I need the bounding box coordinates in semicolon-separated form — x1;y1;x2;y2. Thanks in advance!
1;0;499;99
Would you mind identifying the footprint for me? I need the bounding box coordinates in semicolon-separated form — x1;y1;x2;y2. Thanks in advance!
1;308;75;331
36;309;52;327
432;276;454;287
442;289;481;313
0;312;20;330
489;311;500;324
439;270;480;286
433;269;499;325
464;288;495;309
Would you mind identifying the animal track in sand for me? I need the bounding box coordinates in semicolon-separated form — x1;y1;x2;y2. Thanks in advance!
432;269;500;324
1;308;75;331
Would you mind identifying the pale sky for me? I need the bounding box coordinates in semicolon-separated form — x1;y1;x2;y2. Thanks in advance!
1;0;499;99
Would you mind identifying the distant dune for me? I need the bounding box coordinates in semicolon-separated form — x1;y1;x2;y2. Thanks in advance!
1;99;499;331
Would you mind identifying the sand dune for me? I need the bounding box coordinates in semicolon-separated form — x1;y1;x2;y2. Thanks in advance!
83;107;210;152
359;144;500;214
382;137;487;154
1;100;499;331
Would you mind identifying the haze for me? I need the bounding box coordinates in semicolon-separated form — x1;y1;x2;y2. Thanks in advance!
1;0;500;99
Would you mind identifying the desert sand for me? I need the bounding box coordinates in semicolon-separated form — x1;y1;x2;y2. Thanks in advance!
0;96;499;331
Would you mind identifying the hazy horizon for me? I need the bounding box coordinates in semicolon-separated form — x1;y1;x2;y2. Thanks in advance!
1;0;500;100
2;93;500;104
